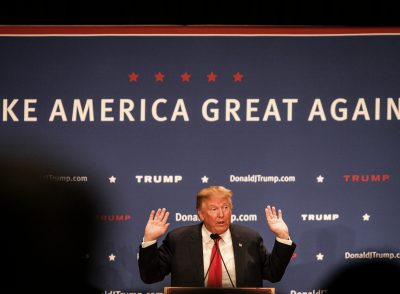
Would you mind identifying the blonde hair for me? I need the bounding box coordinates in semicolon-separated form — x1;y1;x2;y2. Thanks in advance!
196;186;233;209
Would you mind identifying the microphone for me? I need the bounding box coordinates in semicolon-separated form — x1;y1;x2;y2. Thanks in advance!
203;233;235;287
210;233;219;240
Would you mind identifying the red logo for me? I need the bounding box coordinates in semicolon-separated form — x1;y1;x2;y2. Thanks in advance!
343;174;390;183
96;214;132;222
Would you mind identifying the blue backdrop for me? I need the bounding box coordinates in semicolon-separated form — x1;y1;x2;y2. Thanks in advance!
1;29;399;294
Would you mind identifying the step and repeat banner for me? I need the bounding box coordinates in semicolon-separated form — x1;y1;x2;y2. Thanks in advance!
1;27;399;293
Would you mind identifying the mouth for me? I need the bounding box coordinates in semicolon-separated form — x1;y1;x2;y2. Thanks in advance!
217;221;225;225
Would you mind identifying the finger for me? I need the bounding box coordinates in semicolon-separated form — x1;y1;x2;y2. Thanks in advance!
159;208;167;220
155;208;162;220
265;205;272;220
272;206;277;218
278;209;283;220
161;211;170;224
148;210;155;221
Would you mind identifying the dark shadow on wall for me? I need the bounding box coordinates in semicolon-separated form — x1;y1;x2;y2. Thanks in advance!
320;259;400;292
1;150;101;293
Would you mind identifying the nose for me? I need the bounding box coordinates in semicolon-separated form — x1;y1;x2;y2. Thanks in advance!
217;208;225;217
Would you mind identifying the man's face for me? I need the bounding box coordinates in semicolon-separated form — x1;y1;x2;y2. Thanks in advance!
198;196;232;235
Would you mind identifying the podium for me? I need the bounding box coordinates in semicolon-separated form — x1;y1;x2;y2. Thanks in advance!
164;287;275;294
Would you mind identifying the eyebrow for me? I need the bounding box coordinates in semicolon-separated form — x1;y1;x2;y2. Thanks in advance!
208;204;230;208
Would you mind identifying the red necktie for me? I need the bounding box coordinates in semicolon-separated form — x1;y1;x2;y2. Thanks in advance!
207;236;222;287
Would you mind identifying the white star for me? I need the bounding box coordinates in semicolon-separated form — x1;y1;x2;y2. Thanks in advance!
316;175;325;183
201;176;209;183
109;176;116;183
316;253;324;260
362;213;370;221
109;254;116;261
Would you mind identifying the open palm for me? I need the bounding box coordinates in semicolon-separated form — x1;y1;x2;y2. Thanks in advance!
144;208;170;242
265;206;289;240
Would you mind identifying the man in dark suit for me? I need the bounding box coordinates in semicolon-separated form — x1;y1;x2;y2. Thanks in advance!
139;186;296;287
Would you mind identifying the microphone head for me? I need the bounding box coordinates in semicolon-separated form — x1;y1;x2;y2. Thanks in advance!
210;233;220;240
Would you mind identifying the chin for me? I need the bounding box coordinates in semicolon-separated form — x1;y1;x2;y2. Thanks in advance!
215;226;229;234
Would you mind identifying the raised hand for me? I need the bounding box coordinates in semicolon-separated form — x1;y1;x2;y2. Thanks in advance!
265;205;289;240
144;208;170;242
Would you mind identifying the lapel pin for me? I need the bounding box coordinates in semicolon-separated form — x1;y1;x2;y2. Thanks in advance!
239;243;243;247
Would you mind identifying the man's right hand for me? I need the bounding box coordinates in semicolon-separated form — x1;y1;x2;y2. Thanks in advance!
143;208;170;242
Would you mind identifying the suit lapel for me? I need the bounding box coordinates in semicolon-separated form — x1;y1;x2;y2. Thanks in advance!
187;223;204;286
230;225;246;287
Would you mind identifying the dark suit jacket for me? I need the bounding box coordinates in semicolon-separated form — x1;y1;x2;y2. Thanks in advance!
139;223;296;287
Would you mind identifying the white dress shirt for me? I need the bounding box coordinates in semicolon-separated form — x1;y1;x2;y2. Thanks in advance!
202;225;236;287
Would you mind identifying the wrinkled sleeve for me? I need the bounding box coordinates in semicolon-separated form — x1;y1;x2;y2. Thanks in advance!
260;238;296;282
138;233;173;284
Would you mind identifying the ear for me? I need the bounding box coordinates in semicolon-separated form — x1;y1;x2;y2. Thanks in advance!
197;209;204;221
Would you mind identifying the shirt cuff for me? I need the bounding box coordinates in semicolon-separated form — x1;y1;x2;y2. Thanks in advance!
141;239;157;248
276;236;293;246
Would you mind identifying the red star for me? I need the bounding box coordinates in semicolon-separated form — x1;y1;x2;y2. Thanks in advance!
155;71;165;82
207;72;217;82
233;72;243;82
181;72;191;82
129;72;139;82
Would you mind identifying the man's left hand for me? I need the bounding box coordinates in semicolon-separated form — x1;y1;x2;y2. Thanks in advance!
265;205;289;240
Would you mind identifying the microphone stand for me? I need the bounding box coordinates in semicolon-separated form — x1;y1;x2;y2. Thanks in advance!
204;233;235;288
203;236;219;284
